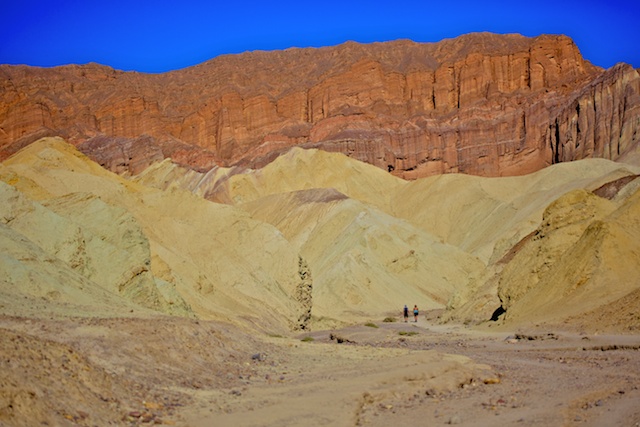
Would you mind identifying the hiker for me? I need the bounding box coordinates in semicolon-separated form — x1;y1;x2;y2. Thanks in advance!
413;305;419;322
403;305;409;322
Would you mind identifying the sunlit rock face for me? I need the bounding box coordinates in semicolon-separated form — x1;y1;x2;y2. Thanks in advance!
1;33;639;178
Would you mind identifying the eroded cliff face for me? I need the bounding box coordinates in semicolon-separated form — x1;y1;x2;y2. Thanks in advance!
1;33;638;178
547;64;640;165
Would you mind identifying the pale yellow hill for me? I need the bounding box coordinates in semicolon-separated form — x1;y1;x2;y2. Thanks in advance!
134;157;241;202
4;138;640;332
136;146;640;330
0;181;154;318
206;147;405;210
390;158;640;263
495;182;640;329
0;138;309;332
0;221;147;318
180;146;638;266
241;188;485;328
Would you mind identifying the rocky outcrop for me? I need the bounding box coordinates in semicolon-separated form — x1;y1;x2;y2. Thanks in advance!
1;33;639;178
295;256;313;330
547;64;640;165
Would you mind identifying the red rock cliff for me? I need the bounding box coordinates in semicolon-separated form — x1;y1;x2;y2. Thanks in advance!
1;33;638;177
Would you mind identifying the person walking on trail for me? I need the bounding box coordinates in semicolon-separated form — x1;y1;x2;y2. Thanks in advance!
413;305;419;322
403;305;409;322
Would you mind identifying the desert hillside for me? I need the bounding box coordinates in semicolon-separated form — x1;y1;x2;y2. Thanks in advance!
2;33;639;179
0;138;312;332
2;136;639;332
2;137;640;425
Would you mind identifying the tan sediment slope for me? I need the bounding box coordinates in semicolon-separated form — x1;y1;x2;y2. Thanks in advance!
390;159;640;263
495;181;640;331
240;188;485;328
441;174;640;330
205;146;405;209
149;145;640;331
0;137;308;332
0;180;169;318
3;138;640;331
133;157;241;201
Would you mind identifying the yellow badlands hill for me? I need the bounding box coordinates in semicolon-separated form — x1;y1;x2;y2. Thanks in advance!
2;137;640;332
0;138;308;332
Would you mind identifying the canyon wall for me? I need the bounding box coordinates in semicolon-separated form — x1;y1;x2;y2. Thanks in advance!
1;33;639;177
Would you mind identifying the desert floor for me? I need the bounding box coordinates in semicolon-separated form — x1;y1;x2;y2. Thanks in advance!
4;312;639;427
185;319;640;427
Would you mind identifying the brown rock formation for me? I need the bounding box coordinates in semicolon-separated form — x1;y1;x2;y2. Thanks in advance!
77;135;220;174
1;33;639;177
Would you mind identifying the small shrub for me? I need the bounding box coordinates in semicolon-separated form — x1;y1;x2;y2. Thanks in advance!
365;322;379;328
398;331;418;336
300;336;314;342
383;317;396;323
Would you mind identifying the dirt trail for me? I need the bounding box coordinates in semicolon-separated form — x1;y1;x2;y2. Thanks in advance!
2;315;639;426
183;341;491;426
182;320;640;427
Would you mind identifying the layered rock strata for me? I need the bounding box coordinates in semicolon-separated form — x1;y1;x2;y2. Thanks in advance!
1;33;639;178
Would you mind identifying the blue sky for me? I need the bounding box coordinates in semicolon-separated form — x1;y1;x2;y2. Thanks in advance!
1;0;638;73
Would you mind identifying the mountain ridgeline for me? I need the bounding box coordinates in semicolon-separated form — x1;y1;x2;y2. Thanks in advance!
1;33;639;179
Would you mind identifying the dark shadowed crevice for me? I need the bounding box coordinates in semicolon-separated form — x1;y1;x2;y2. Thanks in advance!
490;306;506;321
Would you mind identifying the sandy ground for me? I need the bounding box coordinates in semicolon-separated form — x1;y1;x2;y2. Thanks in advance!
3;312;639;427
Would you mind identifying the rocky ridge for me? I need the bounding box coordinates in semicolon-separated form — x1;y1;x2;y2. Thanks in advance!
2;33;639;178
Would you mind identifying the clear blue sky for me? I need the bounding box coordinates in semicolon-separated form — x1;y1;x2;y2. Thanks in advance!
1;0;638;73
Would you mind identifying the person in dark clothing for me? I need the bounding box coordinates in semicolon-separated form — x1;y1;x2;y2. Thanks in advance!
403;305;409;322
